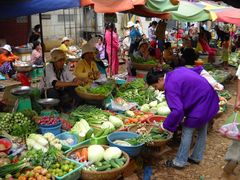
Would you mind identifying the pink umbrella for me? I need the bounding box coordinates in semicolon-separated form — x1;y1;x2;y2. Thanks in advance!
216;8;240;26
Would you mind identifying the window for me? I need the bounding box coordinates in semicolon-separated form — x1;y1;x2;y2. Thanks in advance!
42;14;51;20
58;14;74;22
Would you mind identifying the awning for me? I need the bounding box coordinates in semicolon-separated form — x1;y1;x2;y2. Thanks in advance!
0;0;80;19
216;8;240;26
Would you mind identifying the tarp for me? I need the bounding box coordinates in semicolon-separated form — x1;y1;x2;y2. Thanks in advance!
216;8;240;26
146;0;179;12
80;0;146;13
170;1;210;22
0;0;80;19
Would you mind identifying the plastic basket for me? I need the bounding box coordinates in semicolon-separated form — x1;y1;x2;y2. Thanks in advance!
57;132;91;150
90;135;108;145
39;123;62;135
54;158;83;180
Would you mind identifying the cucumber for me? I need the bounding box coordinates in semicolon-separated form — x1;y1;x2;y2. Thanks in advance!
119;157;127;163
102;161;109;165
86;128;94;139
114;159;124;167
94;129;105;137
106;168;112;171
110;159;120;169
102;128;111;136
95;161;102;167
96;164;111;171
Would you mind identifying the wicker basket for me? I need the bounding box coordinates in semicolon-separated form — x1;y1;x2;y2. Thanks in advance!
75;90;109;101
128;124;172;147
67;145;130;180
14;65;33;72
131;63;156;71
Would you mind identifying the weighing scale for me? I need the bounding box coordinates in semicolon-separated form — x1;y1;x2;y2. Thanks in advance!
14;62;34;86
11;86;32;112
37;98;60;116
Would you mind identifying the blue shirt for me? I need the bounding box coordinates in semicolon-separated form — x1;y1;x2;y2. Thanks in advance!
130;28;141;44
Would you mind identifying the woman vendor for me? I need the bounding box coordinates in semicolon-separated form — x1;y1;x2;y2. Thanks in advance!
44;49;84;110
146;66;219;169
163;42;179;68
74;43;100;81
0;44;19;78
59;37;76;56
133;40;152;60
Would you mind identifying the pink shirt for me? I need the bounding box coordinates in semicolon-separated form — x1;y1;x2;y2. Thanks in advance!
31;49;42;64
105;30;119;53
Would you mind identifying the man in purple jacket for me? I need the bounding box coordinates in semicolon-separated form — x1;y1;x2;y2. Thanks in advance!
146;66;219;169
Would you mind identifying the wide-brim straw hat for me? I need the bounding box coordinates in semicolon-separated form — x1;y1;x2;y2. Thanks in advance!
127;21;135;28
138;40;149;49
49;48;66;62
81;43;96;58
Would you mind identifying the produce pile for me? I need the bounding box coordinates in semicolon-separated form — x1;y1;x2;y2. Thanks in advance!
218;90;231;100
130;55;157;65
0;112;37;138
229;52;240;67
76;81;114;96
117;79;156;106
208;70;231;84
69;145;127;171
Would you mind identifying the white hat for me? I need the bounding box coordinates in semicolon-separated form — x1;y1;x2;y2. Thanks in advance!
127;21;135;28
61;37;70;43
81;43;96;58
1;44;12;52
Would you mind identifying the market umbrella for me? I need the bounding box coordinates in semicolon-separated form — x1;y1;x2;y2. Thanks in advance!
80;0;146;13
170;1;210;22
216;8;240;26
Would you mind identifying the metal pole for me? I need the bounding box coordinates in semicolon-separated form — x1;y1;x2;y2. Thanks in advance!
68;9;72;38
63;10;66;36
74;8;78;44
39;13;45;62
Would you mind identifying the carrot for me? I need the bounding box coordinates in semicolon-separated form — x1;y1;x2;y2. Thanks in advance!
75;150;82;161
81;148;88;161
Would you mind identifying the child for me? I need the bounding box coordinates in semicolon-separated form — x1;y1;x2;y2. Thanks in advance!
222;35;230;70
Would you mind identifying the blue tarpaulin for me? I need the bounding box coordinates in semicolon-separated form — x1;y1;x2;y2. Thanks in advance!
0;0;80;19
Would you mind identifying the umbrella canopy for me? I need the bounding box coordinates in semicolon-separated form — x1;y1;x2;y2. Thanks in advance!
170;1;210;22
80;0;146;13
216;8;240;26
0;0;80;19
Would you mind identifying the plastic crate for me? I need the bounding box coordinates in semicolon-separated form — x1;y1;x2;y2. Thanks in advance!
61;145;72;154
54;158;83;180
90;135;108;145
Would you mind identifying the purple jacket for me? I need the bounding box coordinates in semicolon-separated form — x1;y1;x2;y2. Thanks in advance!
163;67;219;132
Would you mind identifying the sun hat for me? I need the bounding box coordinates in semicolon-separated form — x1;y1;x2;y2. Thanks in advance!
138;40;149;49
81;43;96;58
1;44;12;53
127;21;135;28
49;48;66;62
61;37;70;43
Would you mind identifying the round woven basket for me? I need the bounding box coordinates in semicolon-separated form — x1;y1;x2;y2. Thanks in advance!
131;63;156;71
67;145;130;180
14;65;33;72
128;124;172;147
75;90;109;101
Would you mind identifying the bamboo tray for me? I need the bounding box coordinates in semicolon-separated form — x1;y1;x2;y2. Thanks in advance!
131;63;157;71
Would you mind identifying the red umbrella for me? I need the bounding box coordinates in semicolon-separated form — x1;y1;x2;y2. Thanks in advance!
216;8;240;26
81;0;146;13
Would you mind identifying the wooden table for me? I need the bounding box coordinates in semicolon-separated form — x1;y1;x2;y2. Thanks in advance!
0;79;21;106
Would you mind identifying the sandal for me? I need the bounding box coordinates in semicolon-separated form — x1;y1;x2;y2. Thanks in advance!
188;158;200;165
165;160;184;170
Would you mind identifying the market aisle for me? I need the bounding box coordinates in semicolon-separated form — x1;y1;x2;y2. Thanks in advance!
135;79;239;180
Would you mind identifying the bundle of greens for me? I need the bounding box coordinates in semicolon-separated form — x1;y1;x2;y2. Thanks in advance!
130;55;157;65
70;105;111;126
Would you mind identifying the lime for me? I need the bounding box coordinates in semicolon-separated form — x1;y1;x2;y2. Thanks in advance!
68;168;73;173
56;163;60;168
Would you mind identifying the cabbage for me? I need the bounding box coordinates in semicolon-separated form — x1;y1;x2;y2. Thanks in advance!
125;110;135;117
109;116;123;128
101;121;115;131
28;134;48;147
157;106;171;116
150;107;158;114
140;104;150;112
88;145;105;162
71;119;90;136
103;147;122;161
149;100;158;107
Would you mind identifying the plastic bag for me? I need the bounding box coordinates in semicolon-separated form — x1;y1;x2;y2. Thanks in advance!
108;98;137;112
219;112;240;141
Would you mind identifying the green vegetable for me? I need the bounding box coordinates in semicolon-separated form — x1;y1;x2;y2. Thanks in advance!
96;164;111;171
115;158;124;167
85;128;94;139
109;116;123;129
103;147;122;161
71;119;91;138
88;145;105;163
110;159;120;168
94;129;105;137
125;134;153;145
0;161;29;178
